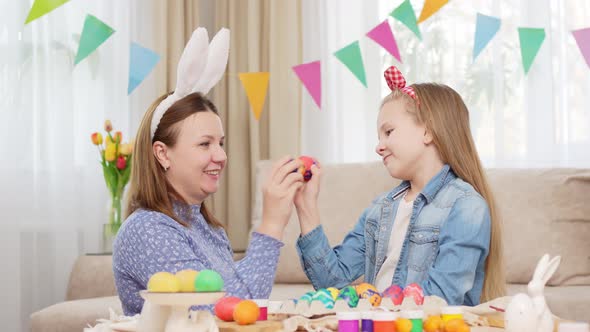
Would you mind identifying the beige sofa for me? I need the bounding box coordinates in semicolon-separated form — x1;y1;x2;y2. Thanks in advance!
30;162;590;331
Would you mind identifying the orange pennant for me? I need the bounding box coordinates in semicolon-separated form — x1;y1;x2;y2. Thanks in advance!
417;0;448;24
238;72;270;120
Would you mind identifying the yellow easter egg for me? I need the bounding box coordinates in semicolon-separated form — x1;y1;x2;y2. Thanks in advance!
175;269;199;292
147;272;180;292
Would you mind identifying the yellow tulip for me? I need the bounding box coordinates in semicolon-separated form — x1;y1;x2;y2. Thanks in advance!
119;143;132;155
105;143;117;162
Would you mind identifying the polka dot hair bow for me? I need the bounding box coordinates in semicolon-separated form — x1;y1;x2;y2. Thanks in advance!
384;65;418;104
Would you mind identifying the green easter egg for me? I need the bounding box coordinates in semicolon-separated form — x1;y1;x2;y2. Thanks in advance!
194;269;224;292
336;286;359;308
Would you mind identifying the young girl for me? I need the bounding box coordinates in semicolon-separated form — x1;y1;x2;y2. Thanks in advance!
294;66;505;305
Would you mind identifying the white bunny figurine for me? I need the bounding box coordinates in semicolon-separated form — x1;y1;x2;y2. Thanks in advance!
504;254;561;332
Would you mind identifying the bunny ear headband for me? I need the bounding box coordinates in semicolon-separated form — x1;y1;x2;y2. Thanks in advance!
151;27;231;139
384;65;419;106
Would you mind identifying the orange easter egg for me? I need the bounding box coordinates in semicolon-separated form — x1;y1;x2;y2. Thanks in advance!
233;300;260;325
444;319;466;332
396;318;413;332
424;315;444;332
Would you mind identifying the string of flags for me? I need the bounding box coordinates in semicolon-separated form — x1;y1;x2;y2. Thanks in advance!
25;0;590;119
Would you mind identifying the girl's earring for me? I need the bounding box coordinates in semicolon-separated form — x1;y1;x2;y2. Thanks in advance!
163;165;169;172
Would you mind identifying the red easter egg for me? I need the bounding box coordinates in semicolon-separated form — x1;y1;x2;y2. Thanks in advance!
298;156;316;181
214;296;241;322
403;283;424;305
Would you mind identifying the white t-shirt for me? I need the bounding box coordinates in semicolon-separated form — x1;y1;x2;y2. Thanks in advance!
374;195;414;291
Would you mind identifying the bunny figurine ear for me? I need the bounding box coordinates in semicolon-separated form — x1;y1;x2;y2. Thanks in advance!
192;28;230;95
540;256;561;285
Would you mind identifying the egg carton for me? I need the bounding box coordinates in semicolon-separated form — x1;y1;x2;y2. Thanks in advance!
273;295;449;318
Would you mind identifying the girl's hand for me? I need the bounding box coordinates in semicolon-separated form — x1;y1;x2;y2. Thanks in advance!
294;161;322;235
257;156;304;240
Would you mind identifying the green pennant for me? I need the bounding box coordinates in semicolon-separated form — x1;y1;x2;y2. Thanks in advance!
25;0;70;24
333;41;367;87
390;0;422;40
74;14;115;65
518;27;545;74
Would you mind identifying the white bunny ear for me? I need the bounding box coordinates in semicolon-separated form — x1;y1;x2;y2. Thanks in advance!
541;256;561;285
175;28;210;96
532;254;550;281
191;28;230;95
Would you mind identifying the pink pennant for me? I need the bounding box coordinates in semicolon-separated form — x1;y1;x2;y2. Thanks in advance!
293;61;321;109
367;20;402;63
573;28;590;69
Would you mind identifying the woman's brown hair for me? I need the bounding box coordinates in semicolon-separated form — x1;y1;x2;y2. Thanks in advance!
126;92;223;228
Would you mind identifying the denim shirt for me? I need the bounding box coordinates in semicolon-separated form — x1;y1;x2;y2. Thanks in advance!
296;165;491;306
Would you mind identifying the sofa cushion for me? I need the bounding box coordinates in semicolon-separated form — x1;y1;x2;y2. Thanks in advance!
253;161;400;284
30;296;122;332
489;169;590;286
506;284;590;322
66;255;117;301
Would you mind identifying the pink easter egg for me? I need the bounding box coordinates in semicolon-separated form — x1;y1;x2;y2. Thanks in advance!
403;283;424;305
381;284;404;305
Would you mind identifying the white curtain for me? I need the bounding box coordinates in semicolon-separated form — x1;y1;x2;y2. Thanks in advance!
301;0;590;167
0;1;165;330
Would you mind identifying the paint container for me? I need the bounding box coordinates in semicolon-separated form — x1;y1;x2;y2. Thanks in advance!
441;306;463;323
252;299;268;321
361;311;374;332
337;311;361;332
402;310;424;332
372;311;397;332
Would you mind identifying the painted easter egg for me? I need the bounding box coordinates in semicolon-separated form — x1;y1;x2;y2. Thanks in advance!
355;282;382;306
175;269;199;292
311;289;335;309
214;296;241;322
147;272;180;292
382;284;404;305
194;269;224;292
299;291;314;304
326;287;340;300
403;283;425;305
336;285;359;308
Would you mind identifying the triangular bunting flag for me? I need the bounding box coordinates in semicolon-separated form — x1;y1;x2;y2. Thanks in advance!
473;13;501;61
292;61;321;109
367;20;402;63
128;42;160;95
333;41;367;87
572;28;590;69
418;0;449;24
74;14;115;65
238;72;270;120
390;0;421;40
25;0;69;24
518;27;545;74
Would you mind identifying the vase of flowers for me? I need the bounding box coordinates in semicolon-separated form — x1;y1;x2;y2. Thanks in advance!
91;120;133;252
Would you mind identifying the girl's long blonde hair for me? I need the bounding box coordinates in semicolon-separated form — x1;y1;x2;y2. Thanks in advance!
126;92;222;228
383;84;506;302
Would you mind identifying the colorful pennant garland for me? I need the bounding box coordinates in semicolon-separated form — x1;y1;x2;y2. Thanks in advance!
238;72;270;120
